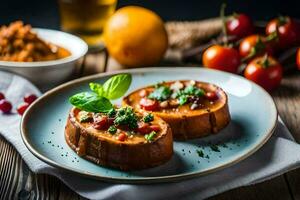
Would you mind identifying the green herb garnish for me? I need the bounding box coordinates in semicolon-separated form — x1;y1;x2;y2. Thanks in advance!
178;94;188;105
69;74;131;113
143;113;154;123
108;126;117;134
196;149;204;157
183;85;205;97
107;108;116;118
114;107;138;129
210;144;220;152
148;85;172;101
145;131;157;142
69;92;113;113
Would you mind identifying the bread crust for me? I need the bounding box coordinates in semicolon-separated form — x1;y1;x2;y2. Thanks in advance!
65;108;173;170
122;81;231;140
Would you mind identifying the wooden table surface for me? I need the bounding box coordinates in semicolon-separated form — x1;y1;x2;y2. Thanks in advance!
1;52;300;200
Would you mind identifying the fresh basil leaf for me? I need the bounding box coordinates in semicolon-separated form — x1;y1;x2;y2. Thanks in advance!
69;92;113;113
89;83;104;96
102;74;132;100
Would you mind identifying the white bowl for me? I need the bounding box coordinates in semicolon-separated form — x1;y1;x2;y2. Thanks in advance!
0;28;88;89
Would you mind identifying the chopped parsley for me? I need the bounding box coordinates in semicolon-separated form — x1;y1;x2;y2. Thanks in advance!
108;126;117;134
145;131;157;142
173;85;206;106
114;107;138;129
143;113;154;123
196;149;204;157
148;85;172;101
107;108;116;118
210;144;220;152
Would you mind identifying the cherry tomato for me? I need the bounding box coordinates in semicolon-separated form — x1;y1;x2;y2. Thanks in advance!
118;132;127;141
93;116;109;130
202;45;241;73
226;13;254;39
205;92;218;101
239;35;273;59
137;122;152;134
0;92;5;100
297;48;300;70
139;98;159;111
266;16;300;49
0;100;12;113
17;102;30;115
24;94;38;104
244;55;283;91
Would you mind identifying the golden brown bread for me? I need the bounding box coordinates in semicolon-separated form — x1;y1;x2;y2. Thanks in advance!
122;81;231;140
65;108;173;170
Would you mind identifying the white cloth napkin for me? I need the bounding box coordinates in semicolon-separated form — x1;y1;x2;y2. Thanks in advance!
1;71;300;200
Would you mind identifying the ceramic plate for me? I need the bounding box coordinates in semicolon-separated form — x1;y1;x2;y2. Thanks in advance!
21;67;277;183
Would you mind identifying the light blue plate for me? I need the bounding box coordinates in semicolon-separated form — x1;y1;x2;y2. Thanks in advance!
21;67;277;183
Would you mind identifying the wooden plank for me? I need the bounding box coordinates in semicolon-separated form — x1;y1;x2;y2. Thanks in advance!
208;176;292;200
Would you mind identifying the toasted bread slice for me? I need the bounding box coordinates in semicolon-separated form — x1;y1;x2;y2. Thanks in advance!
123;80;230;140
65;107;173;170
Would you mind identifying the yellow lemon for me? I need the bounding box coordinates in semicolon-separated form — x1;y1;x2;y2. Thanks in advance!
103;6;168;67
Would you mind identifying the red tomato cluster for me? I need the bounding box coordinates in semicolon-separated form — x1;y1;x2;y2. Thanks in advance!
202;13;300;92
0;92;38;115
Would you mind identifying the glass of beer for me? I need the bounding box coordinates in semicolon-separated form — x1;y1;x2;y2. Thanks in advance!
58;0;117;49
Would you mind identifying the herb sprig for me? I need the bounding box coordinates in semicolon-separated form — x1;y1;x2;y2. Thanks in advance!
69;74;132;113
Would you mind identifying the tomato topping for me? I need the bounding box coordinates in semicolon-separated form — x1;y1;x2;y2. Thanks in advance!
150;125;160;132
139;98;159;111
244;55;283;92
202;45;241;73
24;94;38;104
137;122;152;134
118;132;127;141
93;116;109;130
17;102;30;115
226;13;254;39
0;92;5;100
205;92;218;101
0;100;12;113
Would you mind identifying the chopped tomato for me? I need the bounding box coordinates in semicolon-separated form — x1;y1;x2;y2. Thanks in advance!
118;133;127;141
137;122;152;134
93;116;109;130
139;98;159;111
205;92;218;101
150;125;161;132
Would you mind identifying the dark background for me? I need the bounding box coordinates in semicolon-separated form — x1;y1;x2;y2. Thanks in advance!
2;0;300;29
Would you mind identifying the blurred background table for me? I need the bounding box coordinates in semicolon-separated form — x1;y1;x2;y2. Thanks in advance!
1;48;300;199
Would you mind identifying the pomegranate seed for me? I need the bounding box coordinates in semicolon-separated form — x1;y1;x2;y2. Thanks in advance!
150;125;160;132
205;92;218;101
24;94;38;104
0;100;12;113
0;92;5;100
17;102;30;115
118;133;127;141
